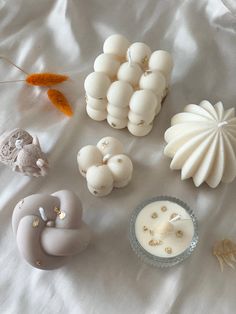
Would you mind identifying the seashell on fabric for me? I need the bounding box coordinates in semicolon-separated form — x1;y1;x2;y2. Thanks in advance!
12;190;91;270
0;128;48;177
164;101;236;188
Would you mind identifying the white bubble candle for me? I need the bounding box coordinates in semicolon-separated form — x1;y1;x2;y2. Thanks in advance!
77;137;133;197
84;34;173;137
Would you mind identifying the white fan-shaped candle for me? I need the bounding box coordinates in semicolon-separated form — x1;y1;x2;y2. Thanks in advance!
164;101;236;188
84;34;173;136
77;137;133;197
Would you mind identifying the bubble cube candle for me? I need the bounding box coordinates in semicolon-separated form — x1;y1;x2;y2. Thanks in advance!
77;136;133;197
84;34;173;137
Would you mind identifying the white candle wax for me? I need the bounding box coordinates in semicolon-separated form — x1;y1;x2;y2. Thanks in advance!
135;200;194;258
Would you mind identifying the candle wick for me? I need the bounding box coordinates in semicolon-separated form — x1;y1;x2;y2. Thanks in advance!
217;121;228;128
169;214;181;222
38;207;48;221
102;154;112;164
169;215;192;223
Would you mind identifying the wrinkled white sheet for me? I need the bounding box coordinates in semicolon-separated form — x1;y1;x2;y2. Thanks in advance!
0;0;236;313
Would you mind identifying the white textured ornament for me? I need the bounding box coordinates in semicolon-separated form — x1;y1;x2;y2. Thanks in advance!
127;121;153;137
97;137;124;156
84;72;111;99
127;42;151;68
117;62;142;87
149;50;173;81
77;146;103;177
85;95;107;110
129;90;157;115
77;137;133;197
107;114;128;129
139;71;166;96
103;34;130;59
94;53;120;79
164;101;236;188
107;80;133;107
86;106;107;121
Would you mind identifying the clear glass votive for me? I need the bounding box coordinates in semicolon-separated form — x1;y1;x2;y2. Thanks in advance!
129;196;198;268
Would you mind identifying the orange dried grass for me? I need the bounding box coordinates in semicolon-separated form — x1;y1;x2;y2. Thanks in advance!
47;89;73;117
26;73;68;86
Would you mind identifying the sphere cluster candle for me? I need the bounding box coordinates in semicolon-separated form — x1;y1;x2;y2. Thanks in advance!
77;136;133;197
84;34;173;136
12;190;91;270
164;101;236;188
129;196;198;267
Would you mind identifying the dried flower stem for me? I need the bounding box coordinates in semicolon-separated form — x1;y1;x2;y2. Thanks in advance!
0;55;29;74
26;73;68;86
47;89;73;117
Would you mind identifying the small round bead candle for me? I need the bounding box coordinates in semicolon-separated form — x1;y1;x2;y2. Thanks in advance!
129;196;198;267
77;136;133;197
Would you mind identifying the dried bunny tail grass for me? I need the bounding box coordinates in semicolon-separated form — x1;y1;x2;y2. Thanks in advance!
47;89;73;117
213;239;236;272
26;73;69;86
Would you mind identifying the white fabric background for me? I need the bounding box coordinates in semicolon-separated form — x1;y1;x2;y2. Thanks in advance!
0;0;236;313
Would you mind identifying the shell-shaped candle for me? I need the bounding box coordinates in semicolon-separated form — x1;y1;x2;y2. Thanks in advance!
0;128;48;177
77;136;133;197
164;101;236;188
12;190;91;270
84;34;173;137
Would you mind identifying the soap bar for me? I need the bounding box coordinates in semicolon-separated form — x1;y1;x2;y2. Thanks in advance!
12;190;91;270
164;101;236;188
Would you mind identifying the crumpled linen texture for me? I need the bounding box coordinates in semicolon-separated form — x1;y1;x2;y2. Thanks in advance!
0;0;236;313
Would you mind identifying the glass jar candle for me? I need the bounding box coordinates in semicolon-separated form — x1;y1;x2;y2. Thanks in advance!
129;196;198;267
